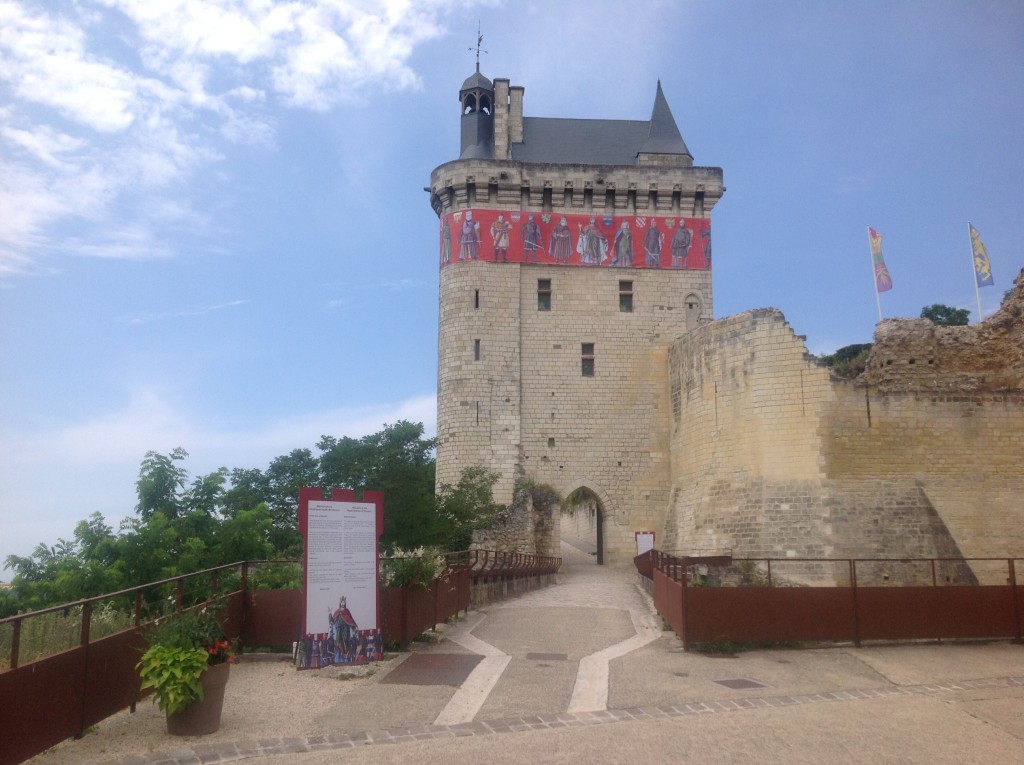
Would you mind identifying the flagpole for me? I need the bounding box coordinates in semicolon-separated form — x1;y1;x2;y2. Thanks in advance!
969;222;983;322
868;226;882;322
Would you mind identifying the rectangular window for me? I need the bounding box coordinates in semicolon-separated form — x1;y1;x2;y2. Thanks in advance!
581;342;595;377
538;278;551;311
474;289;480;309
619;280;633;313
474;339;481;361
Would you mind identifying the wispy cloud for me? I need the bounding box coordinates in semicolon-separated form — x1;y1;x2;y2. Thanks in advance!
118;299;249;325
0;0;464;279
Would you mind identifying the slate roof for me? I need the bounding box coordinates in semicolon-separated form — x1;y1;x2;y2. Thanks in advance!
510;81;691;166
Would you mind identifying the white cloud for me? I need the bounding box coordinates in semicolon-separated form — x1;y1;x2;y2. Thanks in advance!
118;298;249;325
0;0;465;278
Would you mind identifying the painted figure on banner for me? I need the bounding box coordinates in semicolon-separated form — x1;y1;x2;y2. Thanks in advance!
550;216;573;263
700;227;712;268
490;213;511;262
459;212;480;261
521;213;543;262
609;221;634;267
643;219;663;267
328;595;359;662
577;216;608;265
671;223;692;268
441;216;453;264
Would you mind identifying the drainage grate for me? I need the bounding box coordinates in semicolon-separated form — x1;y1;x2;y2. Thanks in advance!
714;678;769;690
381;653;483;687
526;653;568;661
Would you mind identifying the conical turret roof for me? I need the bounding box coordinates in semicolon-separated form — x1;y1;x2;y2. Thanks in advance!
639;81;691;158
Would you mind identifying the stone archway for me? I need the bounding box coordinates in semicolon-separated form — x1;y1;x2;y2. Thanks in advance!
560;486;609;565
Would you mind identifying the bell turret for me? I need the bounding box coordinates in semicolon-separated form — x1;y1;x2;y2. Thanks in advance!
460;66;494;159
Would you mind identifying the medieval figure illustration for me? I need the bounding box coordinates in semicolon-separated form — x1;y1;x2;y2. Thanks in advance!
549;216;573;263
491;213;511;261
642;219;663;267
577;216;608;265
459;212;480;261
609;221;634;267
671;223;692;268
520;213;543;262
700;227;712;268
441;216;453;264
328;595;359;663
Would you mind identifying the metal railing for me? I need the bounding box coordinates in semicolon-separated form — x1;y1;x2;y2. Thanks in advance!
0;550;559;765
639;550;1024;651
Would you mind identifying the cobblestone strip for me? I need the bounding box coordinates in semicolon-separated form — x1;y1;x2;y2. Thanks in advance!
96;676;1024;764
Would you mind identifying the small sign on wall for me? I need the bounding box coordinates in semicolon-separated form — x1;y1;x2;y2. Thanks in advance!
635;531;656;556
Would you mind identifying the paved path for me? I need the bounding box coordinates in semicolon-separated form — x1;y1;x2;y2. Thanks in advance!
30;542;1024;764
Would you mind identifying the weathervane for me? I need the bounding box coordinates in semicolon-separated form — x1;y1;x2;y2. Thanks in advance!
469;22;487;72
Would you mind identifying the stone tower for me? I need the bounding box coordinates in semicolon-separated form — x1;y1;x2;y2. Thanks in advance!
428;71;724;564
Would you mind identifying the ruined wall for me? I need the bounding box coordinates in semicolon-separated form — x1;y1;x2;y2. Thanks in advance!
471;488;559;558
665;274;1024;582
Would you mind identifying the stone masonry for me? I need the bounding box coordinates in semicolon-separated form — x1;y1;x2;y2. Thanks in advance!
664;269;1024;583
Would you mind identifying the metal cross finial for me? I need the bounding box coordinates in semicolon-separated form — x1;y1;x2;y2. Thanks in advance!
469;22;487;72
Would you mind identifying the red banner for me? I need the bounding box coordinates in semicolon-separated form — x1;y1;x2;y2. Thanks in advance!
440;210;711;270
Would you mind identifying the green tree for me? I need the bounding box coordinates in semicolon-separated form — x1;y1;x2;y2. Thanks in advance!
136;448;189;520
262;448;319;554
435;467;503;550
319;421;437;551
921;303;970;326
819;343;872;379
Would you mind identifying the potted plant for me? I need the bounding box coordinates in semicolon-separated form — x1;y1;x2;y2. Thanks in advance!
137;603;237;735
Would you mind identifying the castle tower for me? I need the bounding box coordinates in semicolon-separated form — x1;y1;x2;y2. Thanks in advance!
429;73;724;564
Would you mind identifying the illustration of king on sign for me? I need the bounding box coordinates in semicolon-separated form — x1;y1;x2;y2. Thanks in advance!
440;210;710;270
297;488;384;669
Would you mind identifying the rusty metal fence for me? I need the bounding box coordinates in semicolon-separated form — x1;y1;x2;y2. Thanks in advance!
637;550;1024;651
0;550;559;765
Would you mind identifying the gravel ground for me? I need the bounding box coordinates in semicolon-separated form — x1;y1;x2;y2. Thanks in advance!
25;651;406;764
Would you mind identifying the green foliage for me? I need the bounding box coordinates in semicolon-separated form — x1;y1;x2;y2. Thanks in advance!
0;602;135;666
136;448;190;521
319;421;436;551
818;343;872;379
434;466;503;551
137;604;236;713
921;303;970;326
137;644;210;714
5;421;491;613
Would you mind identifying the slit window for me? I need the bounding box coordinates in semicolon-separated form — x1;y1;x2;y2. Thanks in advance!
538;279;552;311
619;280;633;313
581;343;595;377
474;289;480;309
474;339;481;361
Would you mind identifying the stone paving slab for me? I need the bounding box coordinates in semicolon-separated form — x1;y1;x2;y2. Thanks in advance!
95;676;1024;764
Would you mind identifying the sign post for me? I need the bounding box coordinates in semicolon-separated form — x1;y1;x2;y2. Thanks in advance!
296;487;384;669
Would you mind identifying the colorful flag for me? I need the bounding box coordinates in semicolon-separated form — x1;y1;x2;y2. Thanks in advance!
969;224;994;287
868;227;892;292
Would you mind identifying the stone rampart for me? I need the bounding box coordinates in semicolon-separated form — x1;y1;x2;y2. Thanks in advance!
664;275;1024;582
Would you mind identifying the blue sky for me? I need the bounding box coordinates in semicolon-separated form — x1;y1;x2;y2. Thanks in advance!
2;0;1022;571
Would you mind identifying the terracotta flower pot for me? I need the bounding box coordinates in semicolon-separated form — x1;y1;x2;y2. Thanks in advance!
166;662;230;736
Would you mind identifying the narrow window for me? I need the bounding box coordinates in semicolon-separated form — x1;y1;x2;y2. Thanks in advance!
619;280;633;313
474;289;480;309
474;339;481;361
581;343;595;377
538;278;552;311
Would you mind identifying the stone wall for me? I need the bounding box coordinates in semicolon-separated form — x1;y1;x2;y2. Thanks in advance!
471;486;559;558
664;276;1024;583
439;259;711;565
